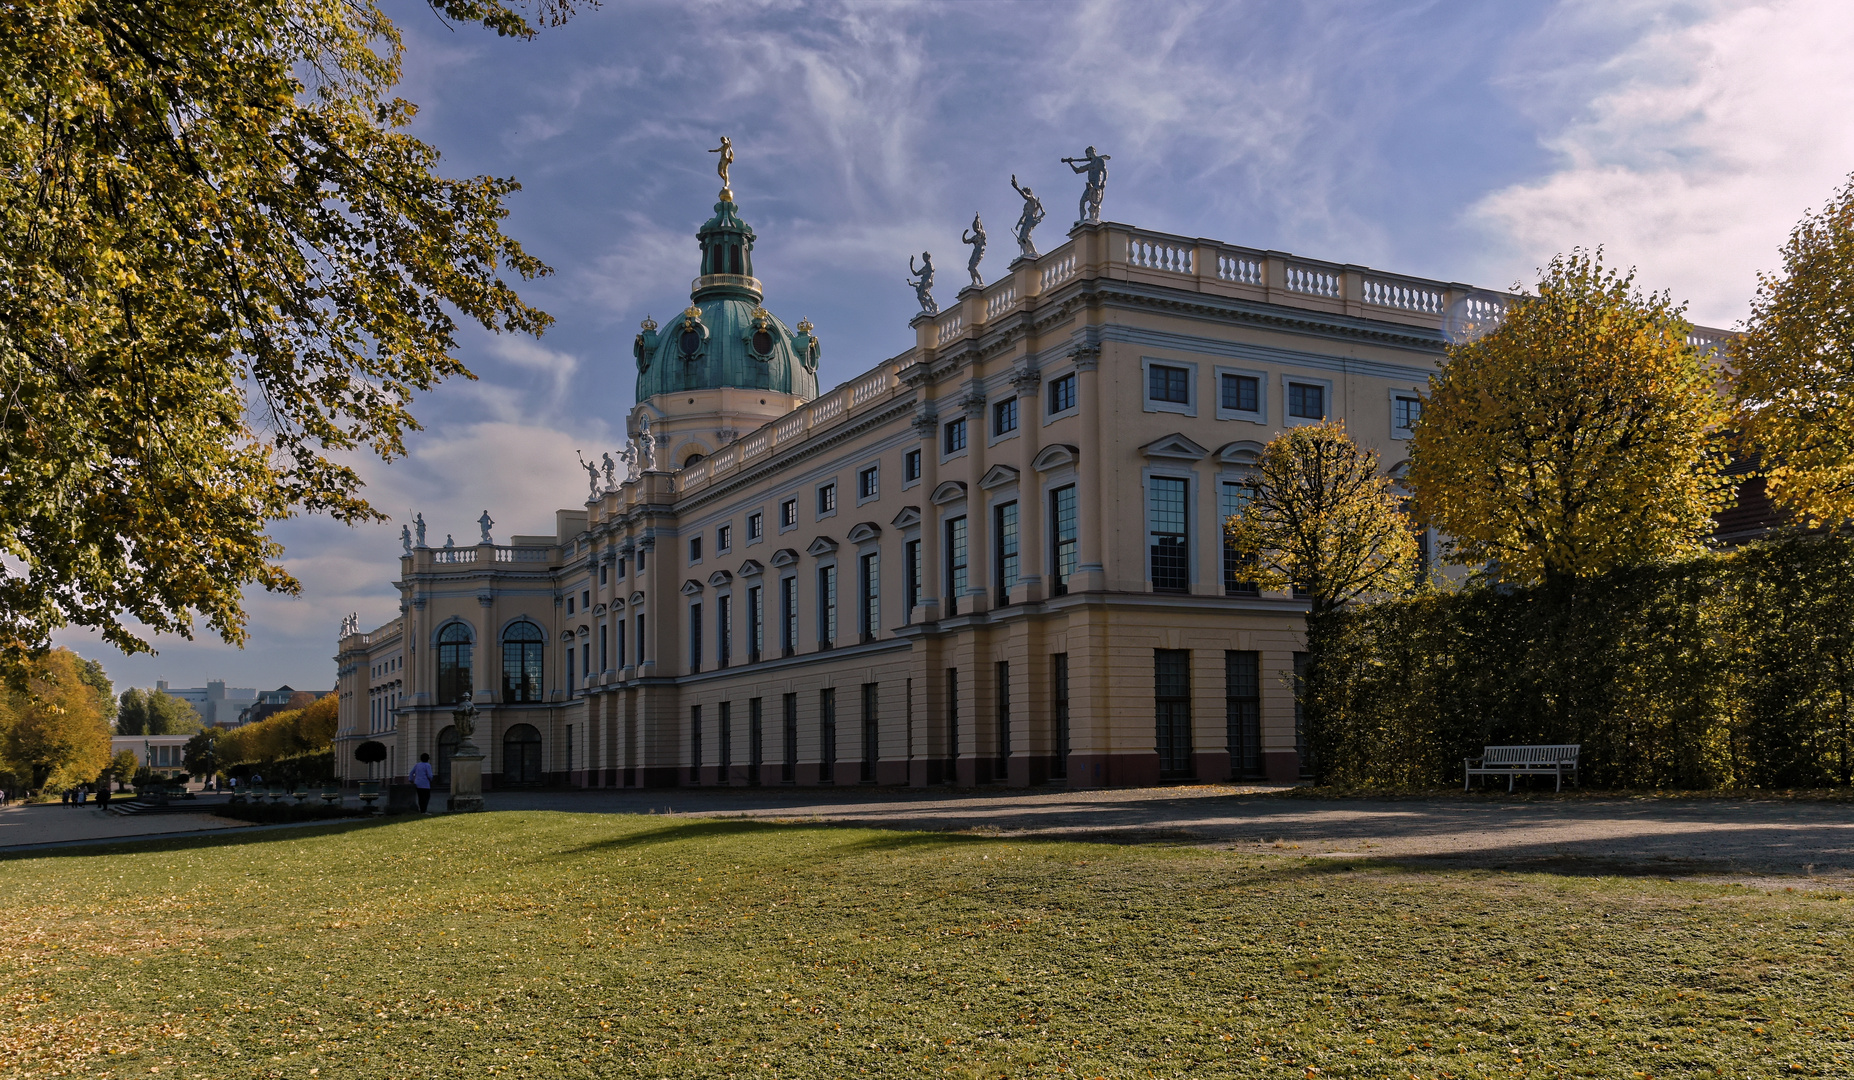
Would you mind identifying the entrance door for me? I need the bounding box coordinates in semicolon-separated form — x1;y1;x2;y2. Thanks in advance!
502;723;543;786
436;726;460;789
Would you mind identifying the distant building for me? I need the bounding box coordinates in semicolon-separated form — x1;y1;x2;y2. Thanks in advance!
111;734;194;776
235;686;331;728
154;680;257;729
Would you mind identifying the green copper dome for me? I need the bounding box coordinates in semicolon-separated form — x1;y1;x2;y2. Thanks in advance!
632;197;820;401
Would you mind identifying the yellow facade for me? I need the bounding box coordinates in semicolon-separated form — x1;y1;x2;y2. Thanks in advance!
334;216;1729;789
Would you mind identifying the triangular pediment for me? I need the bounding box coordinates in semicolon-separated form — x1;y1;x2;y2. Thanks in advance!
1141;433;1209;461
736;559;764;578
891;506;922;529
680;578;704;595
769;547;800;568
979;464;1021;490
931;481;968;506
1032;443;1080;472
806;535;839;556
1217;440;1265;465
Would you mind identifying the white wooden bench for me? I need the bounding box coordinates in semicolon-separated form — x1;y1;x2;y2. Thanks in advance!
1464;744;1580;792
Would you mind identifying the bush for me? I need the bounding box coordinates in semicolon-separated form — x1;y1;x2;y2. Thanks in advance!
214;802;372;824
1313;533;1854;789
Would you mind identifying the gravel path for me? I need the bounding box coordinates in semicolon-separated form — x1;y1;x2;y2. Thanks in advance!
0;801;249;850
482;784;1854;878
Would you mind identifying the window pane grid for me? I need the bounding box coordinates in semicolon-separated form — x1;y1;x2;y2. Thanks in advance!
994;501;1018;603
1149;476;1190;593
1051;485;1077;595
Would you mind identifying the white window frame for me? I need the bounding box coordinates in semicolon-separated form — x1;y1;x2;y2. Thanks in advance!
779;498;799;533
1043;368;1080;425
856;463;881;505
1141;357;1198;417
902;448;923;490
1214;365;1268;424
1282;374;1335;428
1390;388;1424;440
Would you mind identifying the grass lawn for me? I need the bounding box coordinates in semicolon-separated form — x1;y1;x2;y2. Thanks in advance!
2;812;1851;1078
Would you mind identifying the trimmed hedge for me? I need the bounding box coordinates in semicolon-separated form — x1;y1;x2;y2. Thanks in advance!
1312;533;1854;789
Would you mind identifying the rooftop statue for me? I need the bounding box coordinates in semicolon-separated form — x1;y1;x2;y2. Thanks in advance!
444;533;455;550
577;450;601;499
617;443;639;482
1011;174;1045;259
478;510;494;545
709;136;734;200
908;252;938;316
637;415;656;472
414;512;427;548
601;452;617;490
961;213;987;289
1063;146;1111;226
400;524;412;555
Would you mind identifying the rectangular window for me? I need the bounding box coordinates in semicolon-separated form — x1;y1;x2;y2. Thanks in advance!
689;535;702;563
817;565;837;647
860;682;879;783
636;612;646;666
1220;372;1259;413
582;589;590;610
1052;653;1070;779
1048;372;1077;414
688;602;702;673
817;483;837;516
944;417;967;454
748;697;764;786
719;700;732;778
565;644;574;694
995;660;1011;775
858;465;879;500
781;692;798;784
858;551;879;640
1149;363;1190;404
599;623;608;672
1226;650;1262;778
780;576;798;656
819;688;837;783
945;516;968;616
617;554;628;578
994;501;1019;604
780;499;797;529
1288;381;1325;419
581;641;590;686
946;667;960;767
616;618;626;672
904;449;922;482
566;595;575;615
636;547;646;571
690;705;702;783
1221;480;1260;596
993;396;1018;436
717;524;732;552
904;539;921;622
747;512;763;541
600;564;608;586
717;594;732;668
1155;649;1193;777
1051;484;1078;596
747;584;764;663
1393;394;1422;437
1149;476;1190;593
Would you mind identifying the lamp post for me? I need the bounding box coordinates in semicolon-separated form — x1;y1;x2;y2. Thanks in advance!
446;693;486;812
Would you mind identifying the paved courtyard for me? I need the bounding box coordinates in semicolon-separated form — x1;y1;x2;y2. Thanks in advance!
4;785;1848;879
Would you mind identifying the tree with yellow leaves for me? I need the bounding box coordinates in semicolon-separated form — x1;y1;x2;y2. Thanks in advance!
1735;174;1854;527
1224;422;1417;782
1408;250;1731;595
0;648;112;791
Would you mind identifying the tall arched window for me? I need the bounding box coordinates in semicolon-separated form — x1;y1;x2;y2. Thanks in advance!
501;621;545;703
436;623;473;704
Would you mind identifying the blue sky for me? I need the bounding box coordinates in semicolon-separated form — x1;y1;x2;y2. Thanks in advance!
56;0;1854;694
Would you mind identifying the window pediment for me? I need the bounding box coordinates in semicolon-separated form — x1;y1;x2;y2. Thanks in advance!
1141;433;1209;461
769;547;800;568
707;569;733;586
1217;440;1266;466
591;603;607;616
680;578;704;595
979;464;1020;491
891;506;922;529
629;591;645;605
846;521;881;544
806;535;839;556
931;481;968;506
557;630;574;642
736;559;765;578
1032;443;1080;471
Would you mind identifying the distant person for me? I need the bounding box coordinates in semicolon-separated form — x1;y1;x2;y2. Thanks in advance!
409;753;435;813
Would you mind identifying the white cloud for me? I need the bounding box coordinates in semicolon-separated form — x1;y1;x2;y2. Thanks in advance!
1470;0;1854;326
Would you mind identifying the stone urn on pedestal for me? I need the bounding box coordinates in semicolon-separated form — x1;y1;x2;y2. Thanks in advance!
446;693;487;813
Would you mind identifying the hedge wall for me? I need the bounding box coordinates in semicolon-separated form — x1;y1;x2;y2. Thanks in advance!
1312;534;1854;789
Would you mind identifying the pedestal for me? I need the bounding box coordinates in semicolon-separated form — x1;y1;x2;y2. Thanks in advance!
446;751;485;812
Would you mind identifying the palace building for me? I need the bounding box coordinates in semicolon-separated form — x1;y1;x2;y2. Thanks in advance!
333;164;1730;791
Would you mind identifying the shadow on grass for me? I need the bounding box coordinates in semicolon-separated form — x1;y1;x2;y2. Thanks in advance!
0;814;421;862
557;816;1070;859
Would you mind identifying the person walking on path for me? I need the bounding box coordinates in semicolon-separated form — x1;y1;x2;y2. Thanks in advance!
409;754;435;813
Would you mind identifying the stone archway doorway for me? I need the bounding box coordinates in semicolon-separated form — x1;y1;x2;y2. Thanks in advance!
502;723;543;786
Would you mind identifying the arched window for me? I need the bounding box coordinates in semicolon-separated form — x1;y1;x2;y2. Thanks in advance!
436;623;473;704
503;723;543;786
501;621;545;703
683;452;706;468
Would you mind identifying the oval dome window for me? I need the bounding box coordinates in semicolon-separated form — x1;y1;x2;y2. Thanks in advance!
679;330;701;356
751;329;774;356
